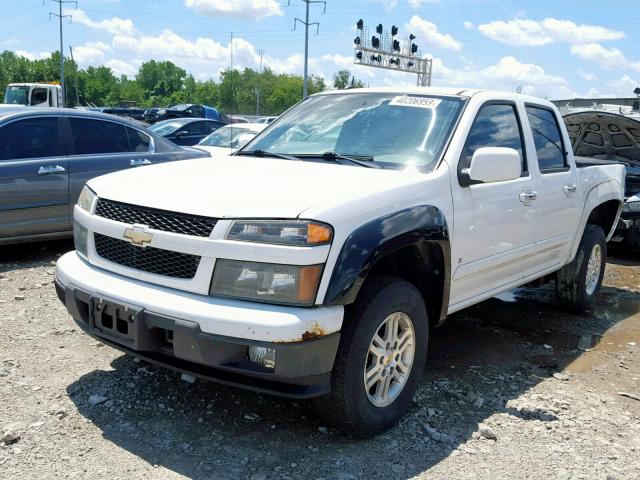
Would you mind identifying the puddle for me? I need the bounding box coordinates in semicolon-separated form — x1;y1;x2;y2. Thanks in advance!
566;298;640;372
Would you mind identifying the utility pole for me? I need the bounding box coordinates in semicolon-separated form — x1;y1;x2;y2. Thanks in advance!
290;0;326;98
50;0;76;108
256;49;264;116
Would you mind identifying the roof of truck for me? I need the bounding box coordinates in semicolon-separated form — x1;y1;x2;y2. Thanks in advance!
317;87;485;97
314;87;558;110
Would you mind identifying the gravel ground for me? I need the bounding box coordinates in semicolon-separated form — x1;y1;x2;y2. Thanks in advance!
0;240;639;480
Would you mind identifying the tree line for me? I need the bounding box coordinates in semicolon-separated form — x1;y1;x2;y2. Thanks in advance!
0;50;363;115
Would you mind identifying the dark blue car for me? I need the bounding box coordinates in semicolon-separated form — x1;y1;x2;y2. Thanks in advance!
0;107;209;245
147;117;226;146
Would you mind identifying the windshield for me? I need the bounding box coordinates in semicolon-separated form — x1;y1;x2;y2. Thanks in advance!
243;92;466;170
4;86;29;105
148;121;183;136
199;126;258;148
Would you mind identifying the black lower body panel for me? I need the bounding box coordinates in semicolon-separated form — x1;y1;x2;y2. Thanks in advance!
56;279;339;399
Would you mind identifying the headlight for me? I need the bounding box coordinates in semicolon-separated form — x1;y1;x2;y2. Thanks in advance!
625;201;640;213
210;260;323;305
74;221;88;258
158;109;166;115
77;186;97;213
226;220;332;246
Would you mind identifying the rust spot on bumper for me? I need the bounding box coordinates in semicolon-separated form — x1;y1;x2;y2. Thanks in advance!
274;322;327;343
301;322;326;341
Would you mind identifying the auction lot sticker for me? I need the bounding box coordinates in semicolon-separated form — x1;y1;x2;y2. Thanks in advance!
389;96;441;109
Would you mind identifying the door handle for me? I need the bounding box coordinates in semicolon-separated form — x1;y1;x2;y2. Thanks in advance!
519;190;538;204
130;158;152;166
38;165;66;175
563;184;577;195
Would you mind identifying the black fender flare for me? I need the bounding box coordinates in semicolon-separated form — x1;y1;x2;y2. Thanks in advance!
324;205;450;322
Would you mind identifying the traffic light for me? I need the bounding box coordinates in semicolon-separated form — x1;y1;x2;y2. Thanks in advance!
376;24;383;34
357;19;364;30
411;43;418;54
372;36;380;48
409;34;416;41
354;36;361;45
393;39;401;52
356;51;363;60
391;25;398;36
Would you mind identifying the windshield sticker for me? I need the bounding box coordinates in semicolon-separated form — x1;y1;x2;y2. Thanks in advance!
389;96;441;109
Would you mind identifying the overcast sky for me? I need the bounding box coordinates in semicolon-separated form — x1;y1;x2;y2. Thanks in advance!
6;0;640;99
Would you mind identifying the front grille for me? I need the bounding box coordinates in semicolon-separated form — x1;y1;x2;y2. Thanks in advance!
95;199;217;237
94;234;201;279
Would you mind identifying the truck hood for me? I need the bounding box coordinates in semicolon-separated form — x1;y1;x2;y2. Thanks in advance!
192;145;237;157
87;155;425;219
563;111;640;166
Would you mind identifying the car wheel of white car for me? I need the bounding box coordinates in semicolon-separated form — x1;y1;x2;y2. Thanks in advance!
556;224;606;312
313;276;428;438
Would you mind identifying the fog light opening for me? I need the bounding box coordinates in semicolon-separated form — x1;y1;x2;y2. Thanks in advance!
248;346;276;370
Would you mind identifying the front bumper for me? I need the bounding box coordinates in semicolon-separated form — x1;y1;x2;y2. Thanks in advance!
611;212;640;247
54;252;343;398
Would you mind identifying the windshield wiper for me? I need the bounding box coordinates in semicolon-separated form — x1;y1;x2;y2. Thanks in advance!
240;149;300;161
298;152;380;169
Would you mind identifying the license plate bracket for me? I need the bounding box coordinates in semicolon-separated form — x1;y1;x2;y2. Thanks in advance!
90;296;143;346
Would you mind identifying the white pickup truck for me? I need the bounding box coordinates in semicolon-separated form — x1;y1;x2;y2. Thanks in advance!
55;88;625;437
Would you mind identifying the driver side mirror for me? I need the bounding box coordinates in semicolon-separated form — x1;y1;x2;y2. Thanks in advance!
464;147;522;184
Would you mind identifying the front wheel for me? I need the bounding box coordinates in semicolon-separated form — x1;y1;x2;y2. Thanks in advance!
556;224;606;312
313;276;428;438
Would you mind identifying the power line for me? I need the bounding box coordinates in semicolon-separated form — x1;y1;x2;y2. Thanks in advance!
49;0;76;108
289;0;325;98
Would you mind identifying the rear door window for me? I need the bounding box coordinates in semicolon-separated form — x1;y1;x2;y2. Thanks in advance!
460;103;526;174
0;117;61;160
127;127;151;152
525;106;567;171
69;118;130;155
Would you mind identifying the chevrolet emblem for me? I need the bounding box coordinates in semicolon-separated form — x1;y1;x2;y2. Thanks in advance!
123;224;153;247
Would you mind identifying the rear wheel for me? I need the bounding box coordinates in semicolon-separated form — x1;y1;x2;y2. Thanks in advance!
313;276;428;438
556;224;606;312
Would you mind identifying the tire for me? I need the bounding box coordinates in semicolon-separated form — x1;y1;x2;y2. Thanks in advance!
313;276;428;438
556;224;606;312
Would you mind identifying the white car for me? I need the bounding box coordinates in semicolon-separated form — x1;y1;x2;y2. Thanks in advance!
55;88;624;437
193;123;267;156
256;116;278;124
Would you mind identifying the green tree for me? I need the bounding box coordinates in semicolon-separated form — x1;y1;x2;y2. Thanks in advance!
333;69;364;89
0;49;325;114
136;60;187;101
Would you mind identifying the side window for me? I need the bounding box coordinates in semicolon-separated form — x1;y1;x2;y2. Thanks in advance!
184;122;207;135
0;117;61;160
525;106;567;172
460;104;525;173
69;118;130;155
31;88;48;105
127;127;151;152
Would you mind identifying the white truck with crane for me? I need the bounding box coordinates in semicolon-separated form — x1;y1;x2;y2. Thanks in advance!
3;83;62;108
